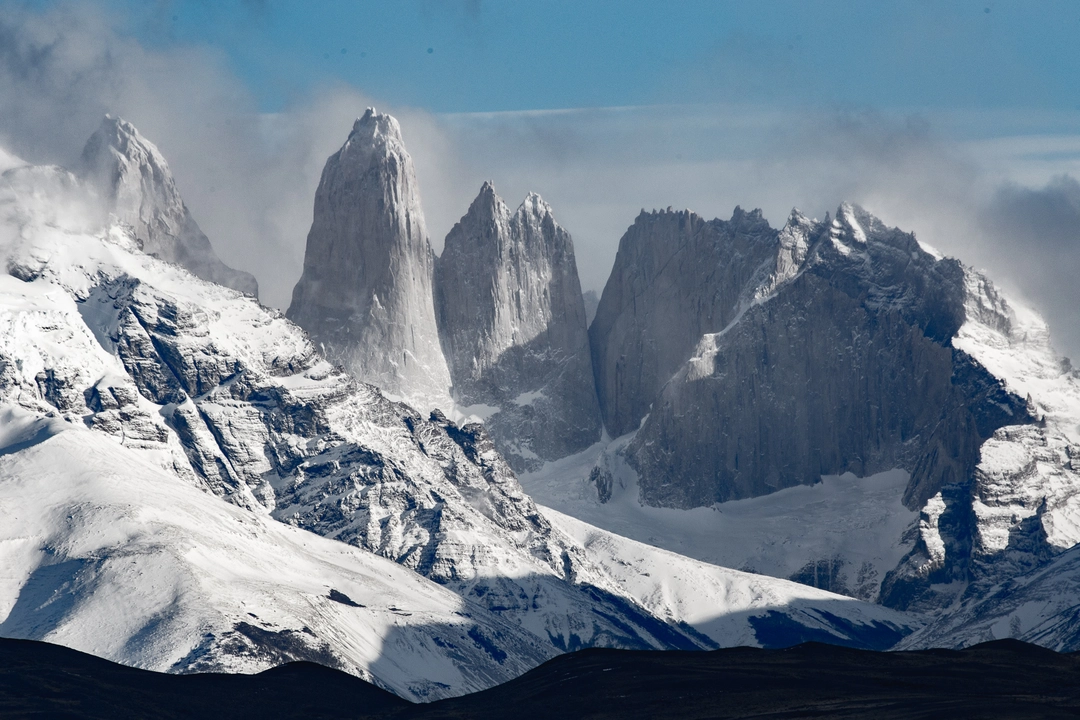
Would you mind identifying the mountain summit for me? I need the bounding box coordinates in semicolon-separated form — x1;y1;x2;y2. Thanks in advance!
287;109;451;410
435;182;601;471
78;115;258;296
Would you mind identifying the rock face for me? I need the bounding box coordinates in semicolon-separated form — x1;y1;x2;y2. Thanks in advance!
878;268;1080;612
287;109;450;411
78;116;258;296
434;183;601;472
582;202;1080;615
625;205;1029;512
589;208;781;438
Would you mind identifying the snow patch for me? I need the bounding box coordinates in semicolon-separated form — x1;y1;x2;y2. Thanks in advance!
521;435;918;603
512;390;545;407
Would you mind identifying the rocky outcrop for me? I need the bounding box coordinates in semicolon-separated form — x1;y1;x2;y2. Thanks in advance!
78;116;258;296
434;183;601;472
589;207;782;438
624;205;1030;511
877;267;1080;611
287;109;450;411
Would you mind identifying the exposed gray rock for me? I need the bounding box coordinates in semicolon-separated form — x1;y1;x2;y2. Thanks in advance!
78;116;258;296
589;207;781;438
625;205;1029;511
64;266;708;656
287;109;451;411
434;183;601;472
895;541;1080;651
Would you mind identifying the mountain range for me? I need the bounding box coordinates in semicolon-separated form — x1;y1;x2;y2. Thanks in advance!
0;107;1078;704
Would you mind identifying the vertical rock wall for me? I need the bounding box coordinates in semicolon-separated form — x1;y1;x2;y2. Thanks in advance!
287;109;451;411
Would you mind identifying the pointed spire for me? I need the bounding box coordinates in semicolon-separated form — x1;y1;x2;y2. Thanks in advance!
287;111;449;409
76;115;259;296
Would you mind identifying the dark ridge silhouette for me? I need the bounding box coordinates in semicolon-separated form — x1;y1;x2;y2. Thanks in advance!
0;637;407;719
4;636;1080;718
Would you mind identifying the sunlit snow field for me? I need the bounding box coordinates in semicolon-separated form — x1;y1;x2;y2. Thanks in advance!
523;435;917;602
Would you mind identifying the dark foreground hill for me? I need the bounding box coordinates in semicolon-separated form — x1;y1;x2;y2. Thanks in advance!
3;636;1080;719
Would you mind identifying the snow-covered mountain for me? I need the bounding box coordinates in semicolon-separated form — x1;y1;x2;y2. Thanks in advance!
895;542;1080;651
4;101;1077;694
537;202;1080;633
434;182;601;472
287;109;451;411
0;406;546;701
0;138;920;699
78;116;258;297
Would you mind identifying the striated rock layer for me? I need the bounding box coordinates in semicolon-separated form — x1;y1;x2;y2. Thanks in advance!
434;182;601;472
78;116;258;296
287;109;450;411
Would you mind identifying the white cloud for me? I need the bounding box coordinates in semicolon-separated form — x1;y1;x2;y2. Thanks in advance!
1;2;1078;360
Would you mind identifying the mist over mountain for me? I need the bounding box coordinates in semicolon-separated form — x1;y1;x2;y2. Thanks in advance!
2;5;1080;708
79;115;258;296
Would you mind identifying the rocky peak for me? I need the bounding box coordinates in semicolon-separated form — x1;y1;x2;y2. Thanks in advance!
519;191;552;218
589;206;781;437
434;182;601;472
77;115;258;296
465;180;507;229
287;110;451;411
755;208;814;300
623;202;1028;505
337;108;409;172
80;115;183;243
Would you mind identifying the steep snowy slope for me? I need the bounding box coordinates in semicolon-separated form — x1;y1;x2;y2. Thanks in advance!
544;507;916;648
882;270;1080;610
0;405;543;701
895;542;1080;651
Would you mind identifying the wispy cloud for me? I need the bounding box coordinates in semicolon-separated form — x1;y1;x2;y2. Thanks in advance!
1;2;1077;360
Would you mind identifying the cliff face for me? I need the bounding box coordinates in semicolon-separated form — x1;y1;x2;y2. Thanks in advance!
588;207;781;438
621;205;1028;511
434;183;601;471
78;116;258;296
287;109;450;411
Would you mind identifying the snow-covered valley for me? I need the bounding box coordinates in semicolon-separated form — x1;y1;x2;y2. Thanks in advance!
523;441;918;603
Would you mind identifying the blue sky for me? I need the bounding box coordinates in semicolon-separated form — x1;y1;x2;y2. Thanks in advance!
4;0;1080;356
55;0;1080;118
